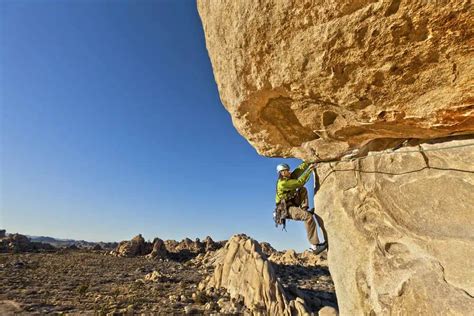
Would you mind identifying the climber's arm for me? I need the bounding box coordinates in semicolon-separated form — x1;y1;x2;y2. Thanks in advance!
291;161;310;178
280;169;312;190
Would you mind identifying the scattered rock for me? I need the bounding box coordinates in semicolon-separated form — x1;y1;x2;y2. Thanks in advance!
1;234;335;314
184;305;198;314
144;271;164;282
319;306;338;316
204;301;216;310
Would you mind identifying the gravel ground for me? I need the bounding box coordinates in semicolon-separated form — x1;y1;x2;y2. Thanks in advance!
0;249;337;315
0;250;217;314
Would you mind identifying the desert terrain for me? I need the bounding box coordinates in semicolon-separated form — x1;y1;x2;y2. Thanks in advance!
0;232;337;315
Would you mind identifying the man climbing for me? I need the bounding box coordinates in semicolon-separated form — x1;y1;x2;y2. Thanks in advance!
275;162;328;255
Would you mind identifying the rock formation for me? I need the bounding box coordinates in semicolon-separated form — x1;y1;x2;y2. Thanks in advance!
198;1;474;314
200;234;310;315
259;241;277;256
112;234;224;259
315;140;474;314
198;0;473;161
113;234;151;257
147;238;165;257
1;231;337;314
0;232;56;253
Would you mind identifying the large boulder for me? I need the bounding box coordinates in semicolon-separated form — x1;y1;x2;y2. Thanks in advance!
197;1;474;315
113;234;151;257
315;140;474;314
201;234;309;315
147;237;168;259
198;0;473;161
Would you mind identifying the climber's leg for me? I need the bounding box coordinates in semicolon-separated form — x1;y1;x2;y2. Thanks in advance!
314;213;328;245
287;206;319;245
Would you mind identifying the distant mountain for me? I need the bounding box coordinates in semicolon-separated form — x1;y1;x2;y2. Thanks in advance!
27;235;118;249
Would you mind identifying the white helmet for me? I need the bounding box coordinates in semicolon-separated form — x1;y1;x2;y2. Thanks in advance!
276;163;290;174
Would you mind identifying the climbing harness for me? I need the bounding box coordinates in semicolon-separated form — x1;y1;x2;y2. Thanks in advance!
273;199;289;231
274;167;319;231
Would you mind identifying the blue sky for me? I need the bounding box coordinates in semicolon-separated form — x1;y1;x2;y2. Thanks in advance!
0;0;319;251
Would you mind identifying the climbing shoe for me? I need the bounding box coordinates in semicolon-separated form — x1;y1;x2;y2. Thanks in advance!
310;242;327;255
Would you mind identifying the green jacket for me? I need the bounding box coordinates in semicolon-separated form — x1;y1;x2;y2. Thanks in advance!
275;162;312;204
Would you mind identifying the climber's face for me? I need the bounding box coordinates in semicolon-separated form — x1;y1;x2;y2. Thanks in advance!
280;169;291;178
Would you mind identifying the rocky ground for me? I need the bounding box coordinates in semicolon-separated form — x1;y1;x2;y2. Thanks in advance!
273;260;337;311
0;233;337;315
0;250;218;314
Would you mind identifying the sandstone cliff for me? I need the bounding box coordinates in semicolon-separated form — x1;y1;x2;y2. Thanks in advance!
316;139;474;314
198;0;473;161
198;1;474;314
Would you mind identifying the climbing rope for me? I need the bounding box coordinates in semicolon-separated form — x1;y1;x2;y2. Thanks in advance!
315;141;474;187
317;141;474;165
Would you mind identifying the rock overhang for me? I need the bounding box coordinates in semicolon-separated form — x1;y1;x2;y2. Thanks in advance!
197;0;474;161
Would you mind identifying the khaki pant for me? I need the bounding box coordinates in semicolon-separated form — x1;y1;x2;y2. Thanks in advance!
287;187;328;245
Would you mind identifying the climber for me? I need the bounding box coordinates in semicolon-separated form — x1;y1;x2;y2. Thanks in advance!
274;162;328;255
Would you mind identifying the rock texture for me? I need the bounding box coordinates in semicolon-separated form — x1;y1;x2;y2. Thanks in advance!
198;0;473;161
200;234;311;315
315;139;474;314
198;1;474;315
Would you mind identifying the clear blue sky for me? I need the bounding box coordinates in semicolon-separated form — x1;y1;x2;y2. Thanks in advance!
0;0;319;251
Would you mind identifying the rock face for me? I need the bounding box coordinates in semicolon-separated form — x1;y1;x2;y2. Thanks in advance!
315;140;474;314
198;1;474;315
197;0;473;161
201;234;310;315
